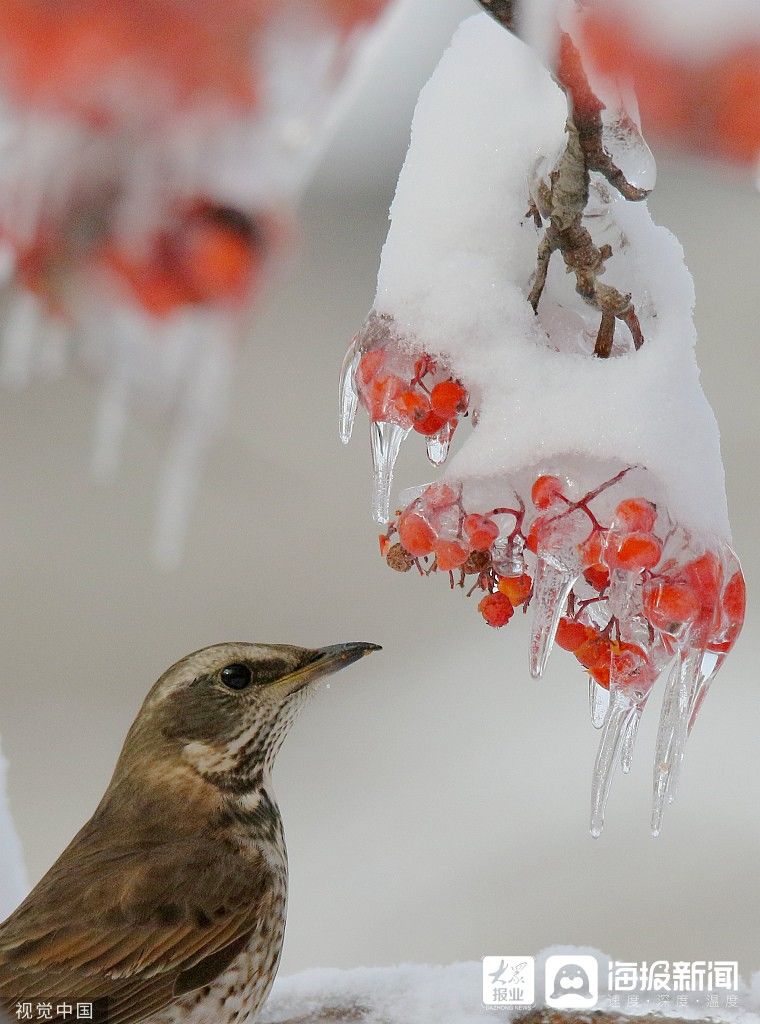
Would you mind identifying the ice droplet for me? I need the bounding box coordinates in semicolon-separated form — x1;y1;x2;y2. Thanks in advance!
529;554;579;678
339;339;360;445
604;110;657;193
369;421;408;524
588;677;610;729
426;421;452;466
651;647;701;837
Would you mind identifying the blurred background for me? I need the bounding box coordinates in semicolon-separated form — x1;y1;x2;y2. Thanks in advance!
1;0;760;980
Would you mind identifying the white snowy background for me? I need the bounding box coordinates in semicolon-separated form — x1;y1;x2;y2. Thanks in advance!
1;0;759;987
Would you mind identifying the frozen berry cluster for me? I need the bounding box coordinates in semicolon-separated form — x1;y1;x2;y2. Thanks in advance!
356;348;469;439
380;469;745;694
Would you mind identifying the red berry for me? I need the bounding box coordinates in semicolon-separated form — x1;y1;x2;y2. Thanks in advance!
435;540;470;571
463;514;499;551
378;534;391;558
498;573;532;605
611;642;656;690
430;379;468;420
531;475;565;509
682;552;723;606
478;592;514;628
643;581;700;633
575;634;612;676
723;570;746;624
424;483;458;510
398;513;436;557
394;390;431;427
356;349;385;388
556;618;594;652
413;410;448;436
584;563;610;591
614;498;657;533
607;532;662;571
525;517;546;553
365;374;405;421
579;529;603;567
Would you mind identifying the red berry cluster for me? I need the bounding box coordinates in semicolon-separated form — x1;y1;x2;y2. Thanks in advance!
356;348;469;438
103;200;267;316
380;469;745;692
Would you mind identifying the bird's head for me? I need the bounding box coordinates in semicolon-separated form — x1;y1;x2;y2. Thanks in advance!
111;641;380;797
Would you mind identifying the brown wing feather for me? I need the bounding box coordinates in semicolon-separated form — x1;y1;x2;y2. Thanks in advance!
0;813;273;1023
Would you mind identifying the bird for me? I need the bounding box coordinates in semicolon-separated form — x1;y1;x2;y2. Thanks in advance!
0;640;380;1024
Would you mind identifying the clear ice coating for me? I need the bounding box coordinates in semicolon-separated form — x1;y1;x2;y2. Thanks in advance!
341;15;745;835
338;312;471;520
339;338;361;445
529;554;579;679
369;462;745;836
602;106;658;194
370;421;409;524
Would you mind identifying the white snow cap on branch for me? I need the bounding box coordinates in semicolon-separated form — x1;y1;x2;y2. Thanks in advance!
0;737;27;920
374;13;730;540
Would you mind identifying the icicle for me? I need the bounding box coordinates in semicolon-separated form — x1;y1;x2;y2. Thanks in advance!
369;421;408;524
426;421;452;466
529;551;579;678
651;647;701;836
620;707;641;774
339;339;360;444
588;677;610;729
590;688;640;837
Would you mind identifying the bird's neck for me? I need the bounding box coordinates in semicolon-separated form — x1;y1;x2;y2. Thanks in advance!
219;784;288;875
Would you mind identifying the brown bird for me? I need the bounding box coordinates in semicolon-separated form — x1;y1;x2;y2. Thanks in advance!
0;640;379;1024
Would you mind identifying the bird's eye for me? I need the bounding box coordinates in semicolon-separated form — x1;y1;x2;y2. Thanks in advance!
220;663;252;691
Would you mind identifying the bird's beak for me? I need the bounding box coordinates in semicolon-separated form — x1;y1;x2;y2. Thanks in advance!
275;642;381;696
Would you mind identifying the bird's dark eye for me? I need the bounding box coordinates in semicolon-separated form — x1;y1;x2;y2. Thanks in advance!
220;663;252;691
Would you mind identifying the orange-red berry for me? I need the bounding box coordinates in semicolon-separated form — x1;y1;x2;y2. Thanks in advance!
681;551;723;606
398;513;436;557
395;389;430;424
531;474;565;509
424;483;458;510
723;570;746;624
430;379;468;420
584;563;610;591
413;410;448;436
556;618;594;653
356;349;385;388
478;592;514;628
579;529;603;567
642;580;700;633
614;497;657;533
435;540;470;571
607;532;662;571
463;514;499;551
497;573;532;605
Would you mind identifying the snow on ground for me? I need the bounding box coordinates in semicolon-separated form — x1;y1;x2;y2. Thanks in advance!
263;949;760;1024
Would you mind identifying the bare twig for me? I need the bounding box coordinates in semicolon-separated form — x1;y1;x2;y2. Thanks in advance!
474;0;516;31
529;34;650;356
